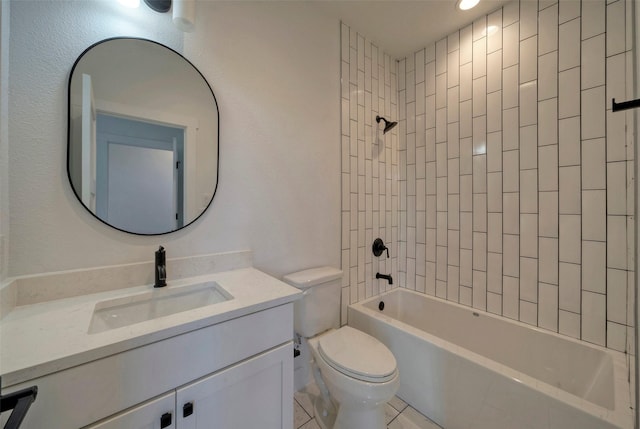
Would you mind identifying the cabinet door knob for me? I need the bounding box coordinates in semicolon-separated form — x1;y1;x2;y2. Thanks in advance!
183;402;194;418
160;412;172;428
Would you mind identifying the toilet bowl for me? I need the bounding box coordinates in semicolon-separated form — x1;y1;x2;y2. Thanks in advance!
308;327;399;429
283;267;399;429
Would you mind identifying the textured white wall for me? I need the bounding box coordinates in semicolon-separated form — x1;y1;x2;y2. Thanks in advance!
0;0;9;282
7;0;340;279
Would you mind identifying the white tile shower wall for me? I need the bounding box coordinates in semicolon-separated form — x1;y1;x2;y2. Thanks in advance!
340;23;399;323
397;0;634;351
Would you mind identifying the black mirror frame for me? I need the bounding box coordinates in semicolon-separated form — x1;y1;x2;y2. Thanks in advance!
66;37;220;236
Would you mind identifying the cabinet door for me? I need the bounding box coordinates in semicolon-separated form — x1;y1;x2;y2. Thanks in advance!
84;392;175;429
176;342;293;429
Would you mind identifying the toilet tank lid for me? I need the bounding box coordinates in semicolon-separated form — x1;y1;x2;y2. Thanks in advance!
282;267;343;289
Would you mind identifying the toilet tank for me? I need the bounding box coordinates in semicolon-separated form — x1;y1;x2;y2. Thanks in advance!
283;267;342;337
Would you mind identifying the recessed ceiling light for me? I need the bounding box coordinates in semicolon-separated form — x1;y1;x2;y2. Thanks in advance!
456;0;480;10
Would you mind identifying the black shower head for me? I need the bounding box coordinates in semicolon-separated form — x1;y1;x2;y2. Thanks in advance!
376;115;398;134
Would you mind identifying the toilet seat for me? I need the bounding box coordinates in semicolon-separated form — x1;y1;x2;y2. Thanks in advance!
318;326;397;383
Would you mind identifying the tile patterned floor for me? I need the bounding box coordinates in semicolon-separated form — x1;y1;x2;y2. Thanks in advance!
294;382;443;429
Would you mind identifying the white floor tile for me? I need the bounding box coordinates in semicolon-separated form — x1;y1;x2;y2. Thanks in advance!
388;406;442;429
294;399;312;428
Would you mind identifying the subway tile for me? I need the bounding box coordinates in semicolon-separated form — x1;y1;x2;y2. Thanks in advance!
607;161;627;215
582;241;606;294
436;108;447;142
426;262;436;294
503;234;520;277
473;270;487;311
448;158;460;194
487;51;502;94
607;322;627;352
448;266;460;301
448;87;459;123
460;25;473;64
519;0;538;40
503;0;519;26
473;38;487;79
503;65;519;109
582;190;606;241
607;53;626;108
487;252;503;293
582;291;606;346
520;169;538;213
460;212;473;248
520;257;538;302
606;0;626;56
448;230;460;266
539;283;559;332
539;237;559;284
520;214;538;258
559;18;580;71
460;100;472;138
488;213;502;253
436;74;446;108
460;138;473;174
426;42;436;63
473;77;487;116
581;138;606;190
459;286;472;306
473;16;487;41
460;249;473;286
581;86;606;140
415;49;425;82
520;36;538;83
487;131;502;173
448;32;460;53
581;34;606;89
502;108;519;151
460;175;473;211
437;178;448;211
473;233;487;271
503;23;520;68
607;215;627;270
503;150;520;192
559;262;581;313
559;214;581;263
426;62;436;96
520;300;538;326
460;63;472;101
539;191;558;238
448;52;459;88
538;52;558;100
437;246;448;280
559;0;580;24
582;0;606;40
539;145;559;192
520;81;538;126
538;99;558;146
487;91;502;132
520;125;537;170
473;155;487;193
607;268;627;325
487;9;503;53
558;117;581;166
426;229;437;261
503;193;520;234
558;68;580;119
473;194;487;233
559;310;580;339
487;293;503;315
503;276;520;320
538;4;558;55
473;116;487;155
487;172;503;212
606;109;627;162
559;166;581;214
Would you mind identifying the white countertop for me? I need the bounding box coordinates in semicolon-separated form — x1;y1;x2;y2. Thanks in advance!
0;267;301;387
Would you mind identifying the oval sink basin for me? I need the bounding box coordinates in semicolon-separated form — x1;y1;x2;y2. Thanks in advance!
88;281;232;334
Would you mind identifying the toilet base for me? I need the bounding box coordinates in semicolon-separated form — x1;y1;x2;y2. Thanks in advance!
333;404;386;429
313;394;336;429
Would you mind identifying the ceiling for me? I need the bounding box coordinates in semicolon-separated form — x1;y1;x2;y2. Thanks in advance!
312;0;511;59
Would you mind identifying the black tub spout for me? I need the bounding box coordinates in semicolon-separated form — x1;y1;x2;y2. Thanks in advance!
376;272;393;285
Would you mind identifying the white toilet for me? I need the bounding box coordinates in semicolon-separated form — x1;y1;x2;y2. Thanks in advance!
283;267;399;429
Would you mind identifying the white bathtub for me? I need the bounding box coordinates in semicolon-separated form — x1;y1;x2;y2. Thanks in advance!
348;288;634;429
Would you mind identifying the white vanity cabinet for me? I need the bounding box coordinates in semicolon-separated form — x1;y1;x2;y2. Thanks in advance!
3;304;294;429
86;344;291;429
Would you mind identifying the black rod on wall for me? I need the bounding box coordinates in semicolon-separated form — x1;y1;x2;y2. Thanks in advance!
612;98;640;112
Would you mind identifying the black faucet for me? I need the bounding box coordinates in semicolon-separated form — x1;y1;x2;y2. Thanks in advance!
376;272;393;285
154;246;167;288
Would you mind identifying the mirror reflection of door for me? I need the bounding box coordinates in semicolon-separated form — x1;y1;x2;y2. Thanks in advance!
95;114;185;234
